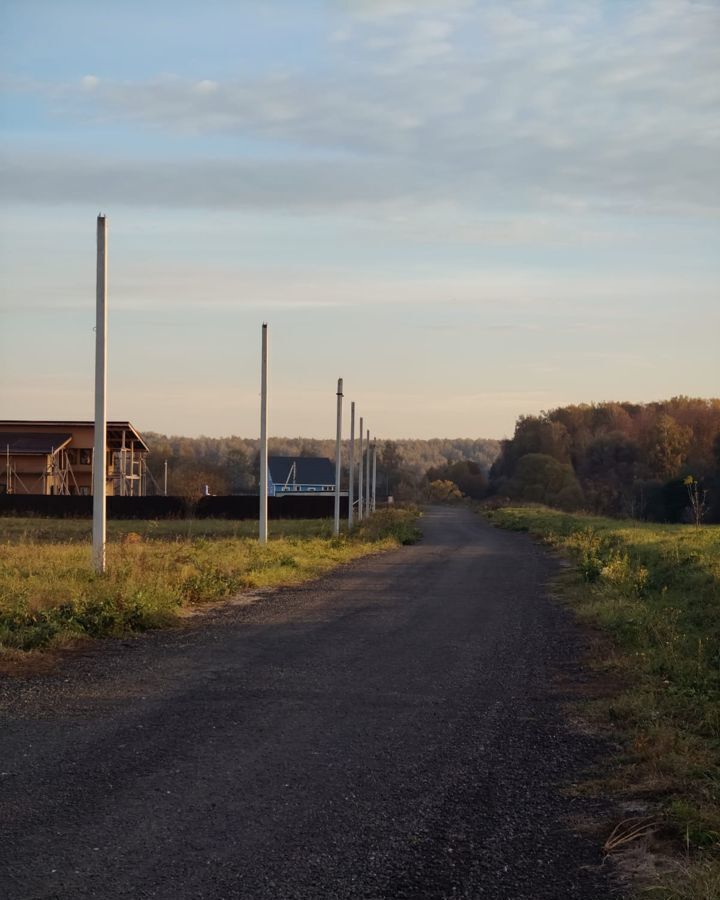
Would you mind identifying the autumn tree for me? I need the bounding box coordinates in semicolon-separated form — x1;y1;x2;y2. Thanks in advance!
646;414;692;479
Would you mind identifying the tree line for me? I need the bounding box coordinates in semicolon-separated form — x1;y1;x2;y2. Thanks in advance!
484;397;720;523
143;433;500;500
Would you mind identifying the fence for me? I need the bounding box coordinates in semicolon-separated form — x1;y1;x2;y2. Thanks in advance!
0;494;349;520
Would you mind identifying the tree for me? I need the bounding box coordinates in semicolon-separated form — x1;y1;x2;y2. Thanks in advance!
379;441;405;495
426;460;487;499
683;475;709;527
508;453;584;510
428;480;463;503
646;414;692;479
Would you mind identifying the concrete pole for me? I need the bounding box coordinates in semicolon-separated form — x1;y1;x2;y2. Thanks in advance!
358;417;364;521
365;428;371;517
333;378;343;536
163;459;168;496
348;401;355;529
92;214;108;574
259;323;269;544
372;442;377;512
130;442;135;497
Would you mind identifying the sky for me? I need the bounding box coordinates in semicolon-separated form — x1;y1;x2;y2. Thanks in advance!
1;0;718;440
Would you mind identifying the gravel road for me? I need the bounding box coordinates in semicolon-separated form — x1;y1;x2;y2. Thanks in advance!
0;507;619;899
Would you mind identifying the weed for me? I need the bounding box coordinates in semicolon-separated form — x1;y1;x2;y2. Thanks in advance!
0;510;419;652
485;506;720;894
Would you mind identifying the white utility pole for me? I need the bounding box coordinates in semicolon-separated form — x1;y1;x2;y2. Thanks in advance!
358;416;364;521
163;459;168;496
348;401;355;528
259;323;269;544
365;428;371;517
372;442;377;512
92;214;108;574
333;378;343;536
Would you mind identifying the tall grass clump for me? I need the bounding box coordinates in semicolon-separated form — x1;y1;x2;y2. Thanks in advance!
0;509;419;652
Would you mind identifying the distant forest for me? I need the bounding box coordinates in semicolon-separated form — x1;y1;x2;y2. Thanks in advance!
144;397;720;524
487;397;720;523
144;434;501;500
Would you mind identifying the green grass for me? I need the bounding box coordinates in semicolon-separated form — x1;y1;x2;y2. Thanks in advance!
484;506;720;896
0;509;421;653
0;516;334;543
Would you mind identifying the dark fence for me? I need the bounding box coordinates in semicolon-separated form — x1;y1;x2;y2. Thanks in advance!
0;494;348;520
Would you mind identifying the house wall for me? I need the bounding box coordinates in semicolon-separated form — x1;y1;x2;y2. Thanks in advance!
2;424;147;496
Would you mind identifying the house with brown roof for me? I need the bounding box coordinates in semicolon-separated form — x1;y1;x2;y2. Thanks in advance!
0;421;149;496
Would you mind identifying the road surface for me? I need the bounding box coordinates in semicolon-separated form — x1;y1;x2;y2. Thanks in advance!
1;507;618;899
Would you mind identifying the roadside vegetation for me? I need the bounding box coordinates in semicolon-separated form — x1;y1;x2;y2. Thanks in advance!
487;397;720;523
0;509;420;654
485;505;720;897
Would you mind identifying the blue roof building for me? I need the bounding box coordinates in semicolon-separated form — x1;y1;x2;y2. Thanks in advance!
267;456;336;497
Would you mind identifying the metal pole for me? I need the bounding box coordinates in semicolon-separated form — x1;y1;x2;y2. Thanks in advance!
372;442;377;512
164;459;168;496
348;401;355;528
365;428;371;517
259;323;269;544
92;214;108;574
333;378;343;536
358;416;364;521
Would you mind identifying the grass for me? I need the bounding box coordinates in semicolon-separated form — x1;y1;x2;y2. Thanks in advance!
0;516;334;543
484;505;720;896
0;509;421;654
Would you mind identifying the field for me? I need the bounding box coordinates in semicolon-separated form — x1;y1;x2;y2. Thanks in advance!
486;506;720;898
0;510;420;654
0;516;335;543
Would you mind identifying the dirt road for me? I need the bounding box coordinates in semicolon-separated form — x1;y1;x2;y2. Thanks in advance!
0;507;618;899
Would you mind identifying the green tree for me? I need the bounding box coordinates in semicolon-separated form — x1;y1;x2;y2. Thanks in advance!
428;480;463;503
508;453;584;511
646;414;692;479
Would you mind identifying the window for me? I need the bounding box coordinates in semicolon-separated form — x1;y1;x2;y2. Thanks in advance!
79;449;92;466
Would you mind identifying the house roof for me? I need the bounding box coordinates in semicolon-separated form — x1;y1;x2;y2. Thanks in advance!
268;456;336;486
0;421;149;452
0;432;72;455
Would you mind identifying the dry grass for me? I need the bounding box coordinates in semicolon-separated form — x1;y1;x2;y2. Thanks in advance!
0;509;421;653
485;506;720;896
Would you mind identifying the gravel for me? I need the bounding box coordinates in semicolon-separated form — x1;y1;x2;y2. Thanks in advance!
0;506;621;899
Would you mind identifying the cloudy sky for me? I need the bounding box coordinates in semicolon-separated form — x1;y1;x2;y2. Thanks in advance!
1;0;718;439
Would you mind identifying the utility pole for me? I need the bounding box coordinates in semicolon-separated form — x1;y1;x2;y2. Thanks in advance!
358;416;364;521
259;323;269;544
372;441;377;512
333;378;343;536
163;459;168;496
365;428;371;517
348;401;355;528
92;214;108;574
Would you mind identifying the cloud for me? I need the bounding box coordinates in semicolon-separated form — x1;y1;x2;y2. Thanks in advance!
0;154;433;211
2;0;719;216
